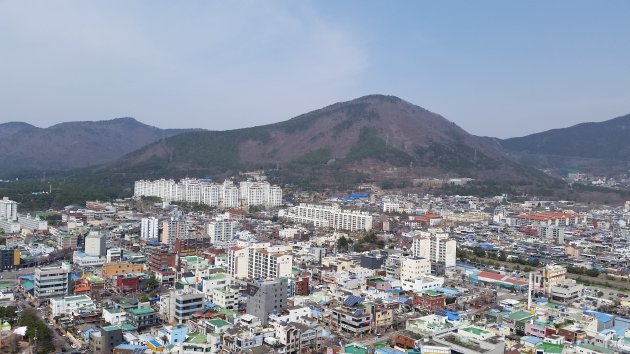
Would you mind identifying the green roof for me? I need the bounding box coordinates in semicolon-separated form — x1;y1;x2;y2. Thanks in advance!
102;325;121;331
121;323;136;331
368;277;385;283
344;344;369;354
208;319;231;328
207;273;227;280
217;308;238;318
537;342;564;354
507;310;534;321
105;307;123;314
186;332;208;344
127;307;155;315
424;290;441;296
460;326;490;336
577;343;614;354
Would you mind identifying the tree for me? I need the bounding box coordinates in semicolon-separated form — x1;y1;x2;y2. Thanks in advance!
144;275;159;292
337;236;349;252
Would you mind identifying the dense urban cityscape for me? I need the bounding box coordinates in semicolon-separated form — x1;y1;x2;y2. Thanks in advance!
0;172;629;354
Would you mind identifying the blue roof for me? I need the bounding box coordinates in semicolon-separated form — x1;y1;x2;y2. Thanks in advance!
343;295;363;307
522;336;543;345
19;275;35;281
584;310;613;323
384;288;405;294
434;287;459;296
115;344;148;349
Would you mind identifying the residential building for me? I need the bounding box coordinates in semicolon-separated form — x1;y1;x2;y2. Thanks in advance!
103;307;127;325
161;211;188;249
412;232;457;268
227;246;249;279
34;262;72;301
90;325;124;354
246;278;288;326
247;247;293;279
0;197;17;221
400;257;431;289
141;217;159;240
207;217;237;244
18;214;48;231
285;203;373;231
50;295;96;316
169;288;204;324
209;286;240;311
147;246;177;272
126;307;159;330
550;279;583;302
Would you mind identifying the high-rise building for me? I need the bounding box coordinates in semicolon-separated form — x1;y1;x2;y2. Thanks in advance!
141;217;159;240
285;203;373;231
0;197;17;221
161;211;188;250
133;178;282;209
246;278;288;326
247;247;293;280
84;231;106;257
207;216;237;244
400;257;431;288
34;262;72;301
412;232;456;268
227;246;249;279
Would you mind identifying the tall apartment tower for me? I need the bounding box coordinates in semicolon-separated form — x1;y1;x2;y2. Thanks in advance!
161;211;187;250
141;217;160;240
207;216;237;244
246;278;288;326
0;197;17;221
412;233;457;268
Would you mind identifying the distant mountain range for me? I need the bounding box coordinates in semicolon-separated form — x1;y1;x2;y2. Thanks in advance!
2;95;629;206
0;118;194;175
100;95;550;189
498;113;630;175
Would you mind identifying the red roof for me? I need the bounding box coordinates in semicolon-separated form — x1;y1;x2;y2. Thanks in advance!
514;212;576;221
505;278;528;286
478;271;504;281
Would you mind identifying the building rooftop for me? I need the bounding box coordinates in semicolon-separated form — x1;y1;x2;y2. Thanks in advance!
127;307;156;315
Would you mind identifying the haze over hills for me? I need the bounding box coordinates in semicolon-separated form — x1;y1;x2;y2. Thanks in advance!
103;95;550;189
498;113;630;175
0;118;194;175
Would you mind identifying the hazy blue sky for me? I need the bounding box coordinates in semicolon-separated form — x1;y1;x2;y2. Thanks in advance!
1;1;629;138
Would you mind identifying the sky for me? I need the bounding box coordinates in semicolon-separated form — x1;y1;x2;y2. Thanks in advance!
1;1;629;138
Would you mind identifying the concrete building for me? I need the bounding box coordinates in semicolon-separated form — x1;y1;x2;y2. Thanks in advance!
227;246;249;279
18;214;48;231
34;262;72;301
285;203;373;231
85;231;106;257
169;288;204;324
412;232;457;268
207;217;237;244
400;257;432;290
90;325;124;354
161;211;188;249
246;278;288;326
50;295;97;316
550;279;583;303
247;247;293;280
209;286;240;311
126;307;158;330
103;307;127;325
141;217;159;240
0;197;17;221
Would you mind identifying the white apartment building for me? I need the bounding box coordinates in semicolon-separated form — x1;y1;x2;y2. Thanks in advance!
133;178;281;209
247;247;293;280
141;217;159;239
285;203;373;232
50;295;96;316
18;214;48;231
207;216;237;244
400;257;432;290
403;275;445;292
0;197;17;221
227;246;249;279
412;232;457;268
239;181;282;208
209;286;240;311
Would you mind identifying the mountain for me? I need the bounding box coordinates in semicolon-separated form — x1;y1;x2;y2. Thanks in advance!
104;95;551;189
499;113;630;175
0;118;194;176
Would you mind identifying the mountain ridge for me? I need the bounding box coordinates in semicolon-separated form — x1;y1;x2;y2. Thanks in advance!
0;117;196;175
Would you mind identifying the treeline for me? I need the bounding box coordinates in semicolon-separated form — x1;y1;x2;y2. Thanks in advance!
567;265;600;277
